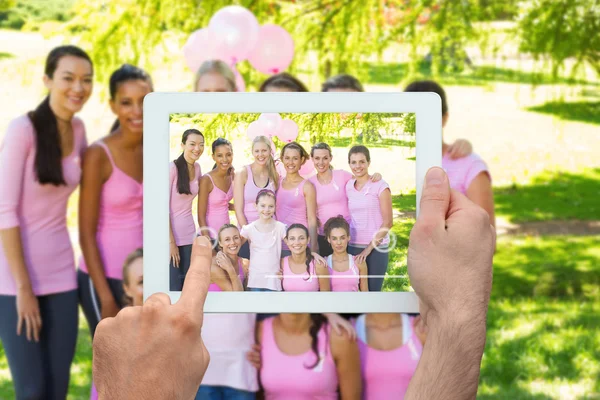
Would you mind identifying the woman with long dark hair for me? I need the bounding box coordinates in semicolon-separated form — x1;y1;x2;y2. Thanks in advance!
78;64;153;337
169;128;204;291
0;45;93;399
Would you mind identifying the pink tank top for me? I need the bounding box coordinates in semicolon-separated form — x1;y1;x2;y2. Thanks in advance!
357;314;423;400
276;177;308;251
169;162;201;246
205;173;233;239
260;317;338;399
308;169;353;236
79;141;143;280
281;256;319;292
346;178;390;247
208;258;245;292
243;165;275;225
326;254;359;292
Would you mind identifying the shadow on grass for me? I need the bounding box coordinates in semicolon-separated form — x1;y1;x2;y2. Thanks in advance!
328;135;414;148
361;61;599;87
494;168;600;224
0;52;14;60
392;192;416;213
527;101;600;126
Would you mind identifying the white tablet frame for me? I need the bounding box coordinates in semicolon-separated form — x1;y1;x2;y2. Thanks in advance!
143;92;441;313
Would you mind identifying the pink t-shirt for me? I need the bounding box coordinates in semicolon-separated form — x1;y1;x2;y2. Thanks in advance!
281;256;319;292
204;173;233;239
169;161;200;246
346;179;390;247
242;165;275;225
356;314;422;399
276;178;309;251
442;153;491;195
240;220;286;291
260;317;338;399
78;141;143;280
0;115;87;296
308;169;353;236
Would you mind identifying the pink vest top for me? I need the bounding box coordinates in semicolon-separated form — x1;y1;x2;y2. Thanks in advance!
169;161;200;246
281;256;319;292
308;169;353;236
276;177;308;251
208;258;245;292
205;173;233;239
79;141;143;280
243;165;275;225
260;317;338;399
346;178;390;247
326;254;359;292
356;314;423;400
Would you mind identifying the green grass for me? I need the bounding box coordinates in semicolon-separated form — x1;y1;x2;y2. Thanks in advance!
526;101;600;126
361;61;599;87
0;52;14;60
328;135;414;148
494;168;600;223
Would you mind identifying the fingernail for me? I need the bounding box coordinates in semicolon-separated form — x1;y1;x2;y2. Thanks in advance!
425;167;445;187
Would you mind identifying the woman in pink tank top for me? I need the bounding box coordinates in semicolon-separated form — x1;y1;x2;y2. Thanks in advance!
208;224;249;291
276;142;318;255
354;313;427;399
233;135;278;259
257;313;361;399
0;45;93;400
281;224;329;292
308;142;382;257
323;216;368;292
78;64;153;339
168;129;204;291
198;137;234;245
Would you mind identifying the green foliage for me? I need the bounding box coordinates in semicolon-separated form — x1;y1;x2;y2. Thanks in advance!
0;0;75;29
527;100;600;126
516;0;600;78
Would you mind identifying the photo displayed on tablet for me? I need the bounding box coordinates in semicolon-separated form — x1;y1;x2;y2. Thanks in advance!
167;112;417;294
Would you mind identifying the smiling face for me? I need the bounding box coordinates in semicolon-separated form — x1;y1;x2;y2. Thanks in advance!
212;144;233;172
44;55;94;117
255;194;276;220
123;257;143;307
327;227;350;254
253;140;271;167
282;148;304;174
219;227;242;257
182;133;205;162
110;79;153;135
285;227;309;256
349;152;370;178
311;149;332;174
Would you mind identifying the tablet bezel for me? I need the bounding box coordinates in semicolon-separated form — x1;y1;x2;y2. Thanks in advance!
143;92;441;313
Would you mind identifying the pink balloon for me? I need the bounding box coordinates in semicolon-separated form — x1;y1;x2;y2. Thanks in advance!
246;121;264;141
275;159;287;179
299;159;316;179
232;67;246;92
208;6;260;65
270;140;277;156
183;28;221;73
276;119;299;143
248;24;295;75
257;113;282;137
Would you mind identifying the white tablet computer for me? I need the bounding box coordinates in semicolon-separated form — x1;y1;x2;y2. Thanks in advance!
143;92;441;313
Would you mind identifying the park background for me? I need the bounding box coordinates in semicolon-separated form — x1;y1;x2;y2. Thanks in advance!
0;0;598;398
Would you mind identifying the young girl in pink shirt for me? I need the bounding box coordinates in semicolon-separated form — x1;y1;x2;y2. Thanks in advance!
78;64;153;337
280;224;330;292
198;138;234;245
0;45;93;400
169;129;204;291
257;313;361;399
276;142;319;256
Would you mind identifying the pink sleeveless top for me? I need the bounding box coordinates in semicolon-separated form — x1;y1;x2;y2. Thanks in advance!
281;256;319;292
356;314;423;400
79;141;143;280
169;161;201;246
243;165;275;225
260;317;338;399
276;177;308;251
308;169;353;235
205;173;233;239
346;178;390;247
326;254;359;292
208;258;245;292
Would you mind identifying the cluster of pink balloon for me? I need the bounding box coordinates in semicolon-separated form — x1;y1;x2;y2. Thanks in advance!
246;113;315;178
183;5;295;92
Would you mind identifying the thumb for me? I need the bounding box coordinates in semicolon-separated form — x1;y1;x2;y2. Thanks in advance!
416;167;450;235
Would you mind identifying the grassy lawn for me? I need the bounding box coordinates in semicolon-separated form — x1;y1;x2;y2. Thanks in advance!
526;101;600;126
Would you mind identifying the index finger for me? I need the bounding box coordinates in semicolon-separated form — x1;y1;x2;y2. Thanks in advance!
178;236;212;319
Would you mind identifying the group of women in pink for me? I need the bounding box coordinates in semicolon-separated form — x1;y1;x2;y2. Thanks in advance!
0;44;494;400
